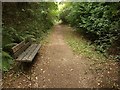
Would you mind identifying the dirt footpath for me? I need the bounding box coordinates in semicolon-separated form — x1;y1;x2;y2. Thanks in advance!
3;25;119;88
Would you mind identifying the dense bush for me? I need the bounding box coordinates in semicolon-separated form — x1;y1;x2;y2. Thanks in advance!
2;51;13;71
60;2;120;60
2;2;58;71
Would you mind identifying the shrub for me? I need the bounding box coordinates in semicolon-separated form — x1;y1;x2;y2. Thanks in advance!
60;2;120;59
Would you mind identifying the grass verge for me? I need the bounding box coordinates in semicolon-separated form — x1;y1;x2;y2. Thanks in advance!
64;26;107;63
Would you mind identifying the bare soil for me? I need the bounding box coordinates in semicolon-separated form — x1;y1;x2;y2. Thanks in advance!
3;24;120;89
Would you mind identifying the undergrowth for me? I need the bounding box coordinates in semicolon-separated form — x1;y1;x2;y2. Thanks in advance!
64;26;107;63
60;2;120;60
2;2;58;71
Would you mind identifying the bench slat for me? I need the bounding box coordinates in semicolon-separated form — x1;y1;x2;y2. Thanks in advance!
21;44;38;62
16;44;35;61
14;42;31;58
12;38;41;62
12;41;25;53
27;44;41;62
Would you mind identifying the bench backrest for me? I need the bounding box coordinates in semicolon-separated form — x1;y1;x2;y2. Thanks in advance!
12;38;32;58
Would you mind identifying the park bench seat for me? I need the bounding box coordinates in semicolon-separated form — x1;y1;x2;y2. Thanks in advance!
12;39;41;62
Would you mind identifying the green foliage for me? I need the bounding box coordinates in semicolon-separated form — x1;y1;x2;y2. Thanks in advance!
60;2;120;59
2;26;22;47
2;2;58;71
3;43;17;55
2;51;13;71
65;28;106;62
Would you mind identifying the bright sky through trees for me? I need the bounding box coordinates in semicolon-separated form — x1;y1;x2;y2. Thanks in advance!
56;0;62;2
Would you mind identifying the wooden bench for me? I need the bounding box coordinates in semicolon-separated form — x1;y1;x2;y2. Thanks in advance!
12;38;41;62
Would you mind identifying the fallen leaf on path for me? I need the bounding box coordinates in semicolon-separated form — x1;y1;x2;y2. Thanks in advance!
34;83;38;87
23;80;26;82
43;71;45;73
17;86;20;88
97;82;100;86
48;79;50;81
35;77;38;80
70;69;73;71
43;85;46;88
110;68;112;70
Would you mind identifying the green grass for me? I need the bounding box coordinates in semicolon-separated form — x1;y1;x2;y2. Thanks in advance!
64;29;107;63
